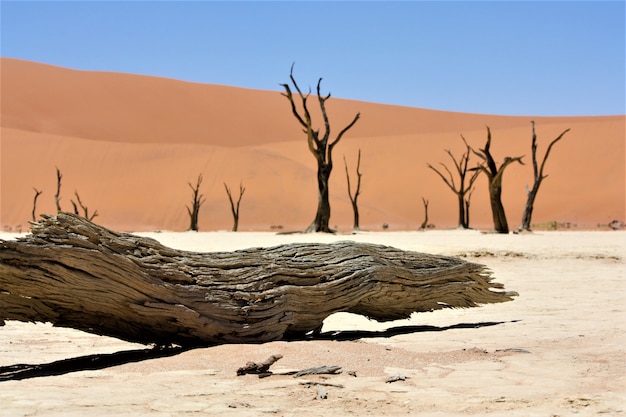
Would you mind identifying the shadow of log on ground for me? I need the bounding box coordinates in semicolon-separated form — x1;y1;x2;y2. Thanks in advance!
0;345;190;382
0;320;517;381
298;320;518;341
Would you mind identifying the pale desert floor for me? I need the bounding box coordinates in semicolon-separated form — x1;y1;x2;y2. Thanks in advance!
0;230;624;416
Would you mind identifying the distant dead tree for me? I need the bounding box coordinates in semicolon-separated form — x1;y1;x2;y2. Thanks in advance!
186;174;205;232
419;197;429;230
344;149;363;231
224;182;245;232
71;191;99;221
519;121;570;232
281;64;360;233
31;188;43;221
470;126;524;234
427;136;480;229
51;168;98;221
54;167;62;213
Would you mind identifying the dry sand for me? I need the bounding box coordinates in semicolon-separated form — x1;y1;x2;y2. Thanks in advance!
1;230;624;416
1;58;624;232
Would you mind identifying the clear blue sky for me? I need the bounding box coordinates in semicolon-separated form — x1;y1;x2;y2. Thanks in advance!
1;1;624;116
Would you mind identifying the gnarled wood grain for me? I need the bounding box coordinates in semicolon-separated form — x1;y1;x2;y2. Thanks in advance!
0;213;517;346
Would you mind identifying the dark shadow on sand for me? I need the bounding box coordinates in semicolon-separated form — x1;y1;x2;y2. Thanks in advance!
302;320;519;341
0;345;191;382
0;320;517;381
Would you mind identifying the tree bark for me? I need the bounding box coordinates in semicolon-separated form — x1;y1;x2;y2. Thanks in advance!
0;213;517;347
308;162;333;233
457;194;467;228
489;180;509;233
464;188;474;229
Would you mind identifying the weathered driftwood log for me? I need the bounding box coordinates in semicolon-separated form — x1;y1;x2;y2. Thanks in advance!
0;213;517;347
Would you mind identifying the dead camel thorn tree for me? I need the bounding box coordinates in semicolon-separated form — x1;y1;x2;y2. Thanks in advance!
470;126;524;234
281;64;360;233
52;167;99;221
519;121;570;232
186;174;205;231
419;197;429;230
71;191;99;221
428;136;480;229
344;149;363;231
55;166;63;212
31;188;43;222
224;182;245;232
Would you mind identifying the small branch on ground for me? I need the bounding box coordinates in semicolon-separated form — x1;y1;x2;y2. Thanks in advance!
293;365;342;377
385;374;407;383
236;354;283;376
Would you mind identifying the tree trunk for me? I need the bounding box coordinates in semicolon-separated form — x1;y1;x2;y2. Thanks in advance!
464;195;472;229
309;162;333;232
489;182;509;233
31;188;43;222
419;197;429;230
351;199;360;231
457;194;467;228
0;213;517;347
520;183;540;231
55;167;62;213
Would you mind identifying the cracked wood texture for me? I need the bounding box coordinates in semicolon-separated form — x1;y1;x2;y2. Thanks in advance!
0;213;517;347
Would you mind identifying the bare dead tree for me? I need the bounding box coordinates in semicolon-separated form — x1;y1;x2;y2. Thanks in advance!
224;182;245;232
281;64;360;233
519;121;570;232
427;136;480;228
31;188;43;221
470;126;524;234
344;149;363;231
70;191;99;221
54;167;62;213
186;174;205;232
419;197;429;230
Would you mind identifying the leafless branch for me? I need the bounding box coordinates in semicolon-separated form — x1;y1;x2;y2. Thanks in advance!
71;191;99;221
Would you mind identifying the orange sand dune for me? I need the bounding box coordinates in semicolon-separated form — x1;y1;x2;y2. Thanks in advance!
1;58;624;232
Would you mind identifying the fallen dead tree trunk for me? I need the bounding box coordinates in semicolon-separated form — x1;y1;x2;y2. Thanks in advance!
0;213;517;347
